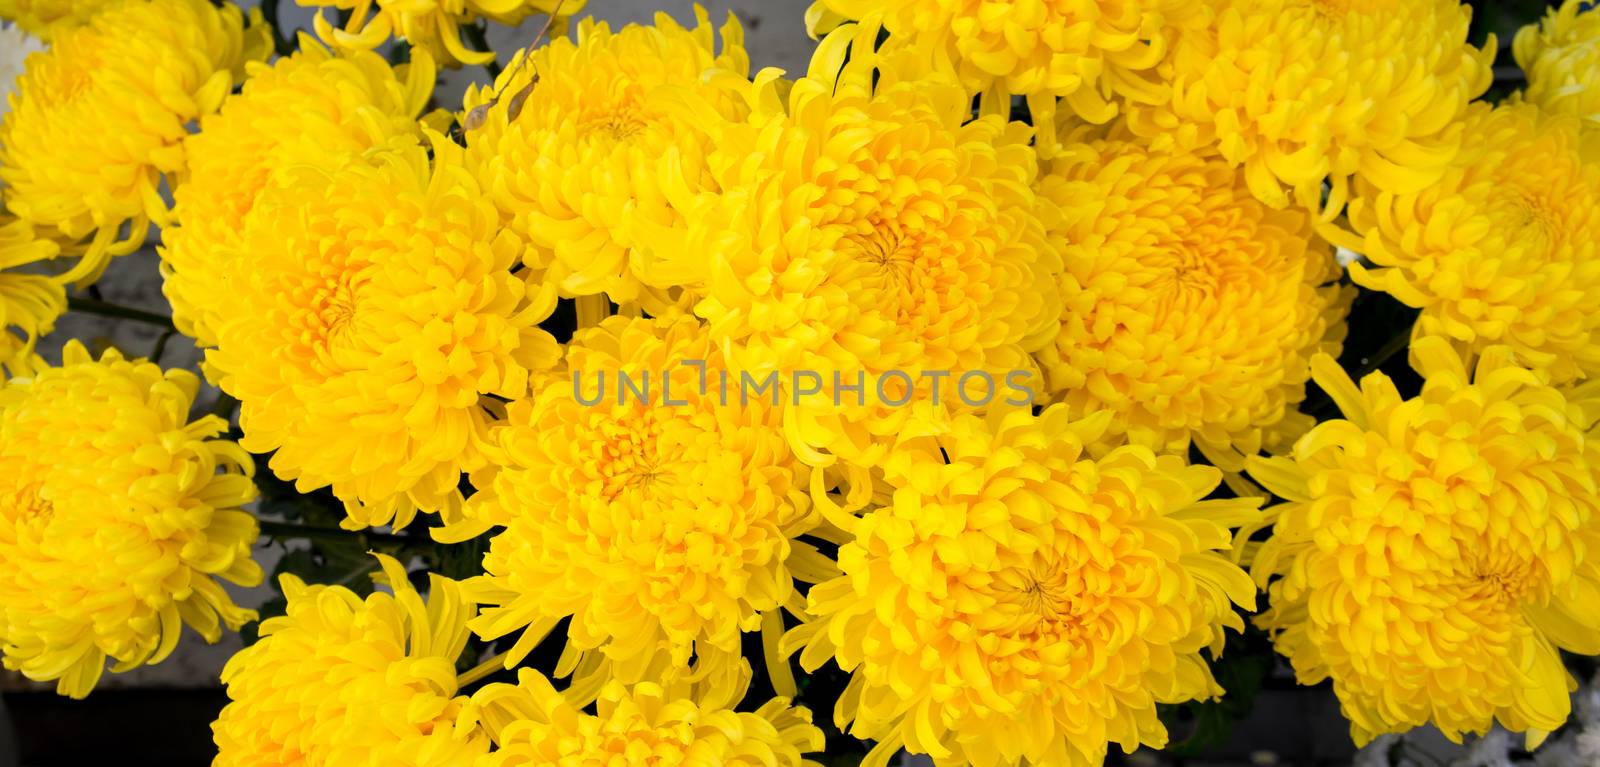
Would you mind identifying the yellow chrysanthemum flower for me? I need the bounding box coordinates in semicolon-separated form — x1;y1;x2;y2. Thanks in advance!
0;0;113;38
213;554;489;766
470;667;824;766
456;315;821;689
1124;0;1494;211
0;341;261;699
1345;102;1600;386
207;135;559;531
303;0;583;67
162;38;436;349
653;21;1061;469
787;406;1259;767
0;0;266;287
804;0;1203;153
1036;133;1352;470
461;7;749;307
1515;0;1600;129
0;216;62;376
1245;338;1600;746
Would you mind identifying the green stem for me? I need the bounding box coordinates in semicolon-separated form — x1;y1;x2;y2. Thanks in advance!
256;520;424;550
210;392;240;422
1355;327;1412;377
463;22;502;80
259;0;294;56
457;650;510;688
67;297;177;331
1305;324;1413;419
150;329;179;363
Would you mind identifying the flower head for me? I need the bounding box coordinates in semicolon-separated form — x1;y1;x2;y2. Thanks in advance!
304;0;583;67
805;0;1203;152
470;667;824;767
0;0;266;286
461;7;749;306
655;21;1061;468
207;135;559;530
790;406;1259;767
1124;0;1494;210
213;554;489;766
458;315;818;687
1246;339;1600;745
1515;0;1600;129
1347;102;1600;385
163;39;436;349
0;0;113;38
0;341;261;698
1036;133;1352;469
0;216;62;376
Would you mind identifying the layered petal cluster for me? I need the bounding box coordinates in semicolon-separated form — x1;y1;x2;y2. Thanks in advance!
0;342;261;698
302;0;583;67
1514;0;1600;129
0;0;113;37
1124;0;1494;210
804;0;1203;151
0;0;266;285
213;554;489;766
207;136;559;530
461;7;749;306
1036;133;1352;469
789;406;1259;767
0;216;62;376
1246;339;1600;744
1347;102;1600;385
471;668;823;766
163;39;436;349
656;21;1061;468
458;315;818;688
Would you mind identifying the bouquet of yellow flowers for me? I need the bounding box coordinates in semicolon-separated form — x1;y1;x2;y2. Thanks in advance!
2;0;1598;763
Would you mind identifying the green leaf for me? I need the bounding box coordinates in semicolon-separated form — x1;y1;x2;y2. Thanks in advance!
1161;629;1274;758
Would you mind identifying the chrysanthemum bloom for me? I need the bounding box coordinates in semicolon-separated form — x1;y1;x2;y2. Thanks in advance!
461;8;749;307
213;554;489;766
0;0;113;37
1246;339;1600;745
654;21;1061;469
162;39;436;349
0;341;261;698
0;0;266;287
1345;102;1600;386
470;667;824;766
788;406;1259;767
1036;134;1352;470
803;0;1203;154
0;217;62;376
1123;0;1494;211
208;135;559;530
303;0;583;67
1515;0;1600;130
456;315;820;689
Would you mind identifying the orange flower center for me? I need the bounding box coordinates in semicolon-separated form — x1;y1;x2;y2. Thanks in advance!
581;101;649;143
997;558;1088;640
592;413;670;499
1304;0;1385;18
314;275;367;348
4;482;53;526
